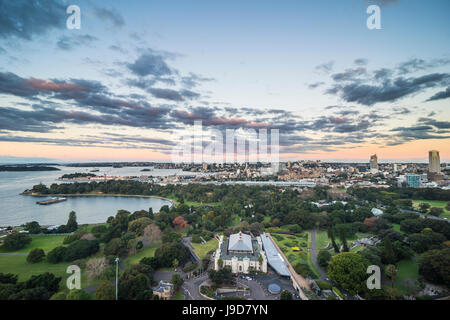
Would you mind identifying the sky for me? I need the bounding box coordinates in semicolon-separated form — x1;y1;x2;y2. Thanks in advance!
0;0;449;163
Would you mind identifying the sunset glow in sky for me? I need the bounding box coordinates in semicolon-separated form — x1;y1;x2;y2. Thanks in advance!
0;0;449;163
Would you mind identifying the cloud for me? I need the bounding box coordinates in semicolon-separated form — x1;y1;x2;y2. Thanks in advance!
354;58;368;66
0;0;66;41
56;34;98;50
397;58;450;75
315;61;334;74
127;49;174;77
426;86;450;102
93;7;125;28
327;73;449;106
308;82;325;89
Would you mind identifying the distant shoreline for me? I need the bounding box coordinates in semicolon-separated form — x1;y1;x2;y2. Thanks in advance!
21;192;175;208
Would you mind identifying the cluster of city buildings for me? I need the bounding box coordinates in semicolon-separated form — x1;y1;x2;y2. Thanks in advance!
59;150;448;190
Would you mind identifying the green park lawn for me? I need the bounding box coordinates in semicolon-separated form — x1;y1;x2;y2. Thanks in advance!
0;255;70;282
191;238;218;260
124;242;160;267
315;230;373;255
395;258;419;282
0;235;66;254
272;232;320;278
412;200;450;219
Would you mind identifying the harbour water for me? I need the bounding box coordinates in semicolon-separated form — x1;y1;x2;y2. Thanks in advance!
0;166;186;226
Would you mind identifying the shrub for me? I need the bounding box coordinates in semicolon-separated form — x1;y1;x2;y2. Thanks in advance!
63;239;100;262
47;246;68;264
27;248;45;263
316;280;332;290
1;233;31;251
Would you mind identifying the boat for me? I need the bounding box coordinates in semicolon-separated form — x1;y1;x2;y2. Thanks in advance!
36;197;67;205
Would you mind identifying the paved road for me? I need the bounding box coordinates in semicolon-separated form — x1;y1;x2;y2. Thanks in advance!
0;253;27;256
399;208;449;223
310;229;327;280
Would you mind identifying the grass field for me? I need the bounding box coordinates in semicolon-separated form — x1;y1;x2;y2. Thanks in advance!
191;238;218;260
0;255;70;282
412;200;450;219
315;230;373;255
272;232;321;278
124;242;160;267
0;235;66;254
396;258;419;282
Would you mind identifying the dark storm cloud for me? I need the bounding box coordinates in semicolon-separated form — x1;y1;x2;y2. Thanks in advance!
0;0;66;41
127;49;173;77
93;7;125;28
327;73;449;106
426;87;450;102
56;34;98;50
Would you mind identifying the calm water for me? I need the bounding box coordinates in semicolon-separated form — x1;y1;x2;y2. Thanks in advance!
0;166;186;226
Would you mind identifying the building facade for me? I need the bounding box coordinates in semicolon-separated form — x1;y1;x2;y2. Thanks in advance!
429;150;441;173
370;154;379;173
214;232;267;274
406;173;421;188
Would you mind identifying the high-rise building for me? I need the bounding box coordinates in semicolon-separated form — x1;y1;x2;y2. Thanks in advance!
406;173;421;188
428;150;441;173
370;154;379;173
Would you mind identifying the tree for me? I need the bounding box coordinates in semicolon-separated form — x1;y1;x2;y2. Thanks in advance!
27;248;45;263
385;265;397;288
96;281;115;300
24;221;42;234
419;203;431;213
172;258;179;270
128;217;152;236
339;229;349;252
418;248;450;286
217;258;224;269
47;246;68;263
142;224;162;246
171;273;184;291
24;272;61;294
63;239;100;261
429;207;444;217
86;257;108;281
280;290;293;300
66;211;78;233
382;237;395;265
0;273;18;285
208;266;232;286
327;228;340;253
1;233;31;251
104;238;127;257
327;252;370;295
317;250;332;268
66;289;91;300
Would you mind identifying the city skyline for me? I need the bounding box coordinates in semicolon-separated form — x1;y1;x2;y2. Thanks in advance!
0;0;450;163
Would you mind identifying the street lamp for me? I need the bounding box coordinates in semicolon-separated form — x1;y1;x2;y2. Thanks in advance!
115;257;119;300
